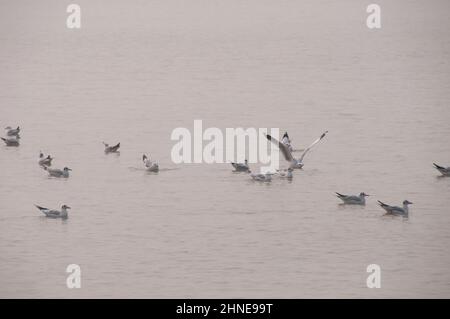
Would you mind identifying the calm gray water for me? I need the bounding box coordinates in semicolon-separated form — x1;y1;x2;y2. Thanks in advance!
1;0;450;298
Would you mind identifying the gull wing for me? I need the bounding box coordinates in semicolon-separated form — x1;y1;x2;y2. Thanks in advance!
45;210;61;217
433;163;449;172
377;200;389;207
265;134;293;162
299;131;328;162
377;200;396;213
35;205;49;212
35;205;53;216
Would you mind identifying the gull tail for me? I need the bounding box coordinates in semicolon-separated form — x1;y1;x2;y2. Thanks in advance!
35;205;48;212
335;192;345;198
433;163;445;170
377;200;388;207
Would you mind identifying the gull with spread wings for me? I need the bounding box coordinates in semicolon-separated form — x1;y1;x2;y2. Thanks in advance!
265;131;328;169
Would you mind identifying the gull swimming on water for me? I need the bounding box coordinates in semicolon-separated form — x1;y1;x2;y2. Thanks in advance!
35;204;71;219
433;163;450;177
278;168;293;179
103;142;120;153
143;154;159;172
38;152;53;167
231;159;250;172
336;192;369;205
249;170;273;182
266;131;328;169
378;200;413;217
42;166;72;178
5;126;20;137
1;136;19;146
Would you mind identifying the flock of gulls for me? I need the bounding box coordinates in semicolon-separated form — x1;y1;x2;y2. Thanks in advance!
230;131;448;219
2;125;449;219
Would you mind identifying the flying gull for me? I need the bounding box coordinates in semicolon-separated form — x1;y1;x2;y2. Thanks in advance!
266;131;328;169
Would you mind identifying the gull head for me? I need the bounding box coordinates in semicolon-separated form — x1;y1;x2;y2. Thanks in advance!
63;167;72;171
292;161;304;169
403;200;413;205
360;192;370;197
62;205;71;210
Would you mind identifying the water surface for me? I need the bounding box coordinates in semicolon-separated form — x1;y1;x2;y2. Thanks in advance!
1;0;449;298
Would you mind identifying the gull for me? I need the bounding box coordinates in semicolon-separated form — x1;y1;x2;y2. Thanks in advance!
433;163;450;177
1;136;19;146
5;126;20;137
249;170;273;182
266;131;328;169
278;168;293;179
143;154;159;172
38;151;53;167
378;200;413;217
231;159;250;172
42;166;72;178
103;142;120;153
336;192;369;205
35;204;71;219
